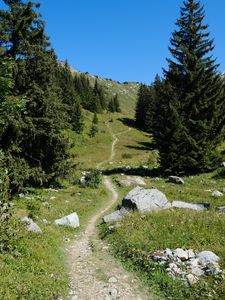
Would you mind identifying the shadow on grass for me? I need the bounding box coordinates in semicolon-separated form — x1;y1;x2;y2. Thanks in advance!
126;141;157;151
118;117;137;129
102;166;163;178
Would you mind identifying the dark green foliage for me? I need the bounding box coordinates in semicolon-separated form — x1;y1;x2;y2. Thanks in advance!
108;94;121;113
152;0;225;174
108;98;116;112
93;113;98;125
84;170;101;188
113;94;121;112
74;75;108;113
0;1;71;192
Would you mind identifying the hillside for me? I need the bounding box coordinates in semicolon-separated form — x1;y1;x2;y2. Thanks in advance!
59;61;140;116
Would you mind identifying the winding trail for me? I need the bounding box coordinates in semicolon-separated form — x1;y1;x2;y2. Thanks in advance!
66;124;152;300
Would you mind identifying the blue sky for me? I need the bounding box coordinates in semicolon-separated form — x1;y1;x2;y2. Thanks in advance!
2;0;225;84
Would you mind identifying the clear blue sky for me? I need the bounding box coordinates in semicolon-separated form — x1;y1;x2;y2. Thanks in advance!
2;0;225;84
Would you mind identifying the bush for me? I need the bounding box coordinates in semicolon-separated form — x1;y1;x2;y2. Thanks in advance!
84;170;101;188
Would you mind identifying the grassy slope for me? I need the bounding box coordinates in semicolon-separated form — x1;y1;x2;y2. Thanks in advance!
66;63;139;116
0;111;150;299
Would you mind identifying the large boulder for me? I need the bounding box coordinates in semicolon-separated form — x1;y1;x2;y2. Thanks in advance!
103;207;130;223
172;201;209;211
54;212;79;228
168;176;184;184
122;186;171;212
21;216;42;233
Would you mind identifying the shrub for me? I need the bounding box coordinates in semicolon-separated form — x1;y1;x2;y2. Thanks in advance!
84;170;101;188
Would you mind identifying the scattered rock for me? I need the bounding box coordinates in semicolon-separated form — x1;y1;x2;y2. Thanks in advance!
42;201;50;207
172;201;208;211
212;190;223;197
21;216;42;233
80;176;86;185
168;176;184;184
71;295;78;300
122;186;171;212
196;251;220;267
217;206;225;212
220;162;225;167
54;212;79;228
174;248;189;261
42;219;49;224
186;273;199;285
118;176;146;187
108;276;118;283
148;248;223;282
103;207;130;223
109;288;119;299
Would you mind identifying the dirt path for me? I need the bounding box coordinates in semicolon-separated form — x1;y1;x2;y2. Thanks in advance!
66;125;153;300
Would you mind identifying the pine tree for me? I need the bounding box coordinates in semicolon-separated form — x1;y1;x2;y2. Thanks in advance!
113;94;121;112
93;113;98;125
108;98;115;113
154;0;225;174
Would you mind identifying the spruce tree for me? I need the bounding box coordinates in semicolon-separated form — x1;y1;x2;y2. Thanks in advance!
113;94;121;112
0;1;70;189
154;0;225;174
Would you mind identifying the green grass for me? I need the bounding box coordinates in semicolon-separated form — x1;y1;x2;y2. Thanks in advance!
0;181;109;299
99;172;225;299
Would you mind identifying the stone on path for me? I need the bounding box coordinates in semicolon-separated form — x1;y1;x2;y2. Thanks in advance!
54;212;79;228
21;216;42;233
122;186;171;212
172;201;209;211
168;176;184;184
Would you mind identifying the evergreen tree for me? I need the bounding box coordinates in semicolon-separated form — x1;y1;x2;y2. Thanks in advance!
113;94;121;112
89;114;98;137
0;1;70;190
93;113;98;125
153;0;225;174
108;98;115;113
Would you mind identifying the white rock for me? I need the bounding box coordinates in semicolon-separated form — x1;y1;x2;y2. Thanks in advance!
174;248;189;261
122;187;171;212
21;216;42;233
197;251;220;267
108;276;118;283
165;248;173;258
168;176;184;184
172;201;207;211
212;191;223;197
109;288;119;299
187;249;195;259
54;212;79;228
190;266;205;277
186;274;199;285
217;206;225;212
